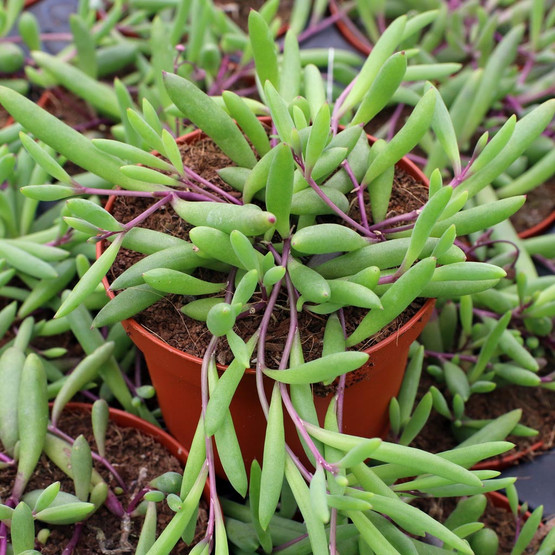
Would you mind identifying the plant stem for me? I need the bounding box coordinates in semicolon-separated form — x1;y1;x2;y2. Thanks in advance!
296;156;377;238
180;167;242;205
61;523;83;555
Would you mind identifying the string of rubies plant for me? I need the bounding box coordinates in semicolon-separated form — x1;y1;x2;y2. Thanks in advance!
2;10;555;553
0;346;202;554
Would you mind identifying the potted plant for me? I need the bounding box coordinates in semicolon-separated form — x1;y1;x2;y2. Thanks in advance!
1;9;554;552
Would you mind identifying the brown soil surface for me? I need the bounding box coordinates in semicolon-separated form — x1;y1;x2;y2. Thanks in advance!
409;372;555;465
108;134;428;368
0;408;208;553
510;180;555;234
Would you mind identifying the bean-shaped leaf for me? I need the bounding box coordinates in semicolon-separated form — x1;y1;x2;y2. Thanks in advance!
35;502;95;525
14;354;48;499
259;383;285;530
0;346;25;454
249;461;273;552
92;138;174;171
204;332;259;435
347;257;436;347
207;302;236;337
143;268;225;295
264;81;295;145
91;399;109;458
33;482;61;513
328;280;382;309
248;10;279;90
110;244;201;290
0;240;57;279
51;342;115;426
172;199;276;236
164;72;256;169
305;103;330;173
287;256;330;304
264;351;369;384
351;51;407;126
342;15;407;113
92;282;163;328
265;142;294;238
19;132;71;184
399;392;433;446
71;435;93;502
292;224;367;255
11;502;35;553
468;311;511;383
362;88;436;185
31;51;119;119
66;199;123;232
232;269;258;307
230;230;261;273
309;465;329;524
55;234;124;319
207;360;247;497
222;91;270;156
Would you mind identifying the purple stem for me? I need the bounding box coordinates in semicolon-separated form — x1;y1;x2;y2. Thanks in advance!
517;85;555;105
207;54;231;96
182;167;242;205
47;425;128;492
343;159;371;232
298;6;356;46
0;452;14;464
274;532;310;552
331;78;357;133
533;255;555;274
219;61;256;93
387;104;405;142
126;487;149;514
336;310;347;433
424;350;479;364
123;194;174;232
61;523;83;555
329;508;338;555
368;209;419;232
255;244;290;417
296;156;377;238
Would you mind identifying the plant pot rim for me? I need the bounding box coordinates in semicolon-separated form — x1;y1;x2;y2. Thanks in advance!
472;439;546;471
517;211;555;239
98;120;435;374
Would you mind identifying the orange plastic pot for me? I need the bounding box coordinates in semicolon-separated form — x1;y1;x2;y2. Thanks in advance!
98;126;435;477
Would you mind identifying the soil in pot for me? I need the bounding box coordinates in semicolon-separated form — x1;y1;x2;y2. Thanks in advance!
408;373;555;468
107;136;429;367
0;407;208;553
